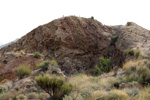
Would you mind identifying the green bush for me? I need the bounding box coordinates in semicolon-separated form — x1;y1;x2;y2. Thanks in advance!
34;52;41;58
35;74;72;100
99;57;111;73
110;34;119;46
15;65;32;79
37;60;50;71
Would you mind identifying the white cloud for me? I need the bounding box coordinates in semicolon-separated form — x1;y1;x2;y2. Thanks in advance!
0;0;150;44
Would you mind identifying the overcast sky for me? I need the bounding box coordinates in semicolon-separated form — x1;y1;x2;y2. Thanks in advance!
0;0;150;44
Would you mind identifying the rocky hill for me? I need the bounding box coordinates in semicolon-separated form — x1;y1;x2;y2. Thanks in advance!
1;16;150;100
0;16;150;79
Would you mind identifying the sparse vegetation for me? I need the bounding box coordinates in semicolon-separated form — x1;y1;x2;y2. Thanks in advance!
50;59;58;67
27;92;38;99
16;94;27;100
110;34;119;46
37;60;50;71
15;65;32;79
99;56;112;73
35;74;72;100
125;88;139;97
125;49;141;58
124;60;150;85
34;52;41;58
92;65;102;76
0;85;4;94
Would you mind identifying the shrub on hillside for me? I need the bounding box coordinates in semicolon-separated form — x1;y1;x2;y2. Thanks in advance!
34;52;41;58
37;60;50;71
110;34;119;46
124;60;150;85
99;57;111;73
50;59;58;67
15;65;32;79
125;49;141;59
35;74;72;100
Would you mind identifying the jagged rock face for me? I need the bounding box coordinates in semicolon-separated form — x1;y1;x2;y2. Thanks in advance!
0;16;114;74
116;22;150;51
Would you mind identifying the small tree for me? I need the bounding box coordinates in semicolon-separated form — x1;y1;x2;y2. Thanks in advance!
15;65;32;79
35;75;72;100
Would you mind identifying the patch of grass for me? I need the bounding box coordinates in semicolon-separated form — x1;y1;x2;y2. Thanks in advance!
125;88;139;97
15;65;32;79
16;94;27;100
63;91;84;100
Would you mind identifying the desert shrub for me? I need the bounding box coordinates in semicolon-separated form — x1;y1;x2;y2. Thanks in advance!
50;59;58;67
35;74;72;100
34;52;41;58
37;60;50;71
99;57;111;73
27;92;38;99
125;88;139;97
125;66;150;85
15;65;32;79
124;60;150;85
91;16;94;19
110;34;119;46
16;94;27;100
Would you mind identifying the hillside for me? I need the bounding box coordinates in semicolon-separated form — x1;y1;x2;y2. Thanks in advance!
0;16;150;100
